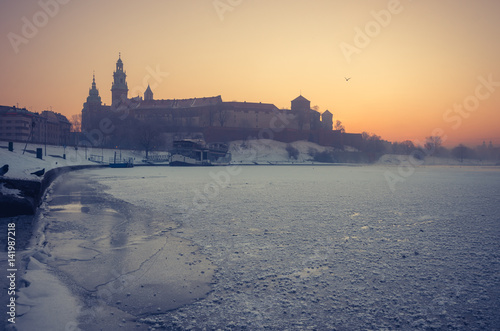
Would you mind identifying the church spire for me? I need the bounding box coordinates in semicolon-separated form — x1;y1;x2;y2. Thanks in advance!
92;71;97;89
144;84;153;101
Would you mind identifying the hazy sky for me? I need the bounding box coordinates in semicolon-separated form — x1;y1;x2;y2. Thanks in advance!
1;0;499;146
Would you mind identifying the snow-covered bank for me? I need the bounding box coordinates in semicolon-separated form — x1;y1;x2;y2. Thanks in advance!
0;142;145;217
228;139;362;164
229;139;334;164
0;141;143;180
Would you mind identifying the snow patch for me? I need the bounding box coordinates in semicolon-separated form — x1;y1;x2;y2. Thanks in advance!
0;183;21;197
229;139;337;164
0;141;142;180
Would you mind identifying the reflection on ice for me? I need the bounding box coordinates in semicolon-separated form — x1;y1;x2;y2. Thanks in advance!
17;171;215;331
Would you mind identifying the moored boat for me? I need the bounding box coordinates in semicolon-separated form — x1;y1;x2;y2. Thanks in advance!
109;154;134;168
169;140;231;166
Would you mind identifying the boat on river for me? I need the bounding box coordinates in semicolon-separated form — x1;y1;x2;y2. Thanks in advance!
109;152;134;168
169;140;231;166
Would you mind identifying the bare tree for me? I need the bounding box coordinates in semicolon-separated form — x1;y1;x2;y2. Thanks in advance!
218;108;229;127
392;140;415;154
286;144;299;160
424;136;443;155
70;114;82;132
334;120;345;133
361;132;386;154
452;144;469;162
207;107;216;126
136;122;162;159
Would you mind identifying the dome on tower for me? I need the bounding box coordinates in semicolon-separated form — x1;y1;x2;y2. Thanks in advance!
84;73;102;107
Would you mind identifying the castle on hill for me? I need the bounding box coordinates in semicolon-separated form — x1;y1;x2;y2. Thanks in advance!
81;55;361;149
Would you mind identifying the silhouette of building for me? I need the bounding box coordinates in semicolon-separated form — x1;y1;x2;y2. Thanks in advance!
40;110;71;145
0;105;70;145
321;110;333;130
144;85;153;101
81;54;361;149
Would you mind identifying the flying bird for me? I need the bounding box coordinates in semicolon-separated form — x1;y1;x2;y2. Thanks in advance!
30;168;45;177
0;164;8;176
345;77;351;82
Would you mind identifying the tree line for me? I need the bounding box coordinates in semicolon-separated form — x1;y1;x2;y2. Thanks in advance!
359;133;499;163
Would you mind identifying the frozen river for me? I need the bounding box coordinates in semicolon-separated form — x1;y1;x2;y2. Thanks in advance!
19;165;500;330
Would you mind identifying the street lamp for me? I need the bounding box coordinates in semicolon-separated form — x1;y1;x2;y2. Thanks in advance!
44;120;47;157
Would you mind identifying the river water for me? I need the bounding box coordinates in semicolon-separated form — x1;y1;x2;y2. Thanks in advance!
18;165;500;330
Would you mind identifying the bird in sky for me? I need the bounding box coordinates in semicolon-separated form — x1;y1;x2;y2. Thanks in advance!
345;77;351;82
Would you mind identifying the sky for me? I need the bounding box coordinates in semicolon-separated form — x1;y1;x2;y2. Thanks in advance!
1;0;499;147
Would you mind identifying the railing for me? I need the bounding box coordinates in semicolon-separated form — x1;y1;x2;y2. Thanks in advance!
109;156;134;164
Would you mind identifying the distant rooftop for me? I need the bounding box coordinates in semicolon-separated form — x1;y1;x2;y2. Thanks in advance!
222;101;279;112
131;95;223;109
291;95;310;103
0;105;35;116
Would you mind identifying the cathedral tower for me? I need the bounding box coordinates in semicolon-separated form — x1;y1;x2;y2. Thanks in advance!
111;53;128;107
82;73;103;132
321;110;333;130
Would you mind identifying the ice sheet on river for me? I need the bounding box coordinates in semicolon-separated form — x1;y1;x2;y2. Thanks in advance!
12;165;500;330
15;171;214;330
97;165;500;330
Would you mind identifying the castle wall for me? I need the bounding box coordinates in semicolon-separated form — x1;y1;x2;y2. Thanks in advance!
342;132;363;150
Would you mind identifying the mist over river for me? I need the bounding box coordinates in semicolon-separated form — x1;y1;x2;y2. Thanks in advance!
18;165;500;330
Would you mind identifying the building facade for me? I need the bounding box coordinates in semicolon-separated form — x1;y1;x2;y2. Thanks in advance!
0;105;70;145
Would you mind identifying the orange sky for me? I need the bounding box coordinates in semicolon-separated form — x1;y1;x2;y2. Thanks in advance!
1;0;499;147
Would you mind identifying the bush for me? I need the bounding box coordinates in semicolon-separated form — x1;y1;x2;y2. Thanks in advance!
286;144;299;160
313;151;336;163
